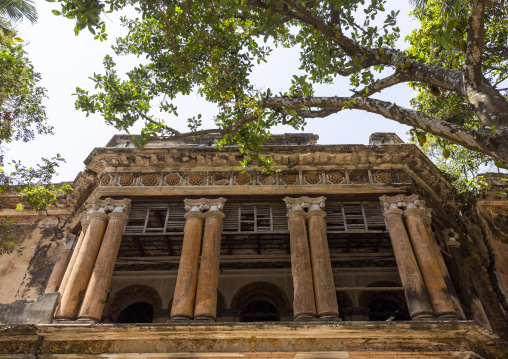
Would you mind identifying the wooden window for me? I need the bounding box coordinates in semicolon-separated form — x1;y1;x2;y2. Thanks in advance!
223;202;288;234
124;203;186;234
326;201;386;233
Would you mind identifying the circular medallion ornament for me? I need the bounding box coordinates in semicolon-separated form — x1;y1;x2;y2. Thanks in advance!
258;174;274;185
189;173;206;186
119;174;134;186
304;172;320;184
212;173;229;186
397;172;412;183
166;173;181;186
236;173;252;185
375;171;391;183
282;172;298;185
142;174;158;186
328;171;343;184
100;174;111;186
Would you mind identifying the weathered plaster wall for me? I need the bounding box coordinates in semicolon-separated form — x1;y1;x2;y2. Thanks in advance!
0;215;68;304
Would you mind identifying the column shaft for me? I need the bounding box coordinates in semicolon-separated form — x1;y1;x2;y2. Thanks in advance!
170;212;204;320
45;248;71;293
54;212;108;320
307;210;339;318
405;209;458;318
78;211;129;322
57;227;87;299
194;211;225;320
288;211;316;319
383;209;434;319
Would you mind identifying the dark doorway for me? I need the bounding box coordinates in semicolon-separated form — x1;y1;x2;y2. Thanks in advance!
116;302;154;323
240;296;279;322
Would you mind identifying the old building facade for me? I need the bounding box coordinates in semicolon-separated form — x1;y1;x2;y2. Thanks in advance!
0;133;507;358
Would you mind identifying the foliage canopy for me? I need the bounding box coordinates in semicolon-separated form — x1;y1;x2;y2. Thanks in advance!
0;2;71;254
48;0;508;171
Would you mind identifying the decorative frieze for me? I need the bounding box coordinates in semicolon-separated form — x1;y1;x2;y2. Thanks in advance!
95;169;414;188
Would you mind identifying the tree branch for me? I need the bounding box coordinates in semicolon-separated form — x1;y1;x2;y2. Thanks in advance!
257;96;508;162
356;72;410;97
120;102;180;135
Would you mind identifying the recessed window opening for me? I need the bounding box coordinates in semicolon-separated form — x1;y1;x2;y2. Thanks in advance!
116;302;154;323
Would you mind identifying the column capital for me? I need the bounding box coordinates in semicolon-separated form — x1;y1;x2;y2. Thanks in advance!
204;197;227;212
86;198;131;216
284;196;326;212
184;198;210;212
379;194;407;211
284;196;307;212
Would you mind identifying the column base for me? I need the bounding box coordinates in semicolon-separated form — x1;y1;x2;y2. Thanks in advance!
316;315;341;321
412;313;435;321
76;318;98;324
294;315;316;322
194;316;216;322
52;318;74;324
437;313;459;320
168;315;192;322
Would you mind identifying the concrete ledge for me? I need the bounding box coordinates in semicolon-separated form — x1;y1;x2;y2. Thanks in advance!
0;292;58;325
0;321;507;358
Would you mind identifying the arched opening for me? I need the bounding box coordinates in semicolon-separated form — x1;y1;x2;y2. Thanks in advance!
230;281;290;322
240;295;279;322
367;294;409;321
116;302;154;323
106;285;163;324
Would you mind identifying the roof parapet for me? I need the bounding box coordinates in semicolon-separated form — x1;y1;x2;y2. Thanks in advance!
369;133;404;145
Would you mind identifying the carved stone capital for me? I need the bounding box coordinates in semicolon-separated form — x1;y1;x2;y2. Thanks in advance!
284;196;326;212
379;194;406;211
284;196;307;212
87;198;131;216
304;196;326;211
204;197;227;212
184;198;209;212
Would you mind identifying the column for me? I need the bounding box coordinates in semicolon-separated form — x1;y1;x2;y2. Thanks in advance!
170;199;207;320
54;201;108;321
56;216;89;299
380;195;434;320
403;195;458;319
45;241;72;293
77;199;131;322
306;196;339;319
284;197;316;320
194;198;227;321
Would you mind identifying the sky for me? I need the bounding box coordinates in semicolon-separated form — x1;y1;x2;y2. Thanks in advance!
7;1;420;183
